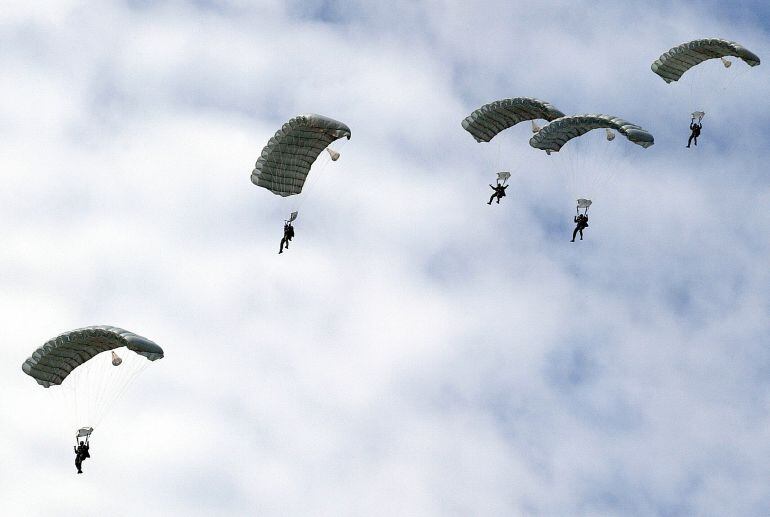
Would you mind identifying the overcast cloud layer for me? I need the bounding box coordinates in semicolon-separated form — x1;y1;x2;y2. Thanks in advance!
1;1;769;516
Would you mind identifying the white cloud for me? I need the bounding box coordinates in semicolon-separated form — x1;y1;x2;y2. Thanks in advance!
1;1;769;515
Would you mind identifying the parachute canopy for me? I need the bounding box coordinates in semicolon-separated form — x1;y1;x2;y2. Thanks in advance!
251;114;351;197
651;39;760;83
529;115;654;153
497;171;511;184
22;326;164;388
462;98;565;143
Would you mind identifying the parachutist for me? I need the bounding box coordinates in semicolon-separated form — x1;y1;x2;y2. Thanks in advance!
571;214;589;242
23;327;163;476
279;222;294;253
74;440;90;474
487;183;508;204
687;118;702;148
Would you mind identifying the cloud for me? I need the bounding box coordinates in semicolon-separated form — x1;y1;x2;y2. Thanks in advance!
1;1;769;515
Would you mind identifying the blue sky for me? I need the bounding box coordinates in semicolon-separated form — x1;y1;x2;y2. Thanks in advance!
1;1;769;516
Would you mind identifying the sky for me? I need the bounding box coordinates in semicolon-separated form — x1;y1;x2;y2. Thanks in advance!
1;1;769;515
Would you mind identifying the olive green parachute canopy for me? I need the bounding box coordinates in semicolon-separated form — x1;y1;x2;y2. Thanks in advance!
22;326;164;388
251;114;352;197
461;98;565;143
651;38;760;83
529;115;654;153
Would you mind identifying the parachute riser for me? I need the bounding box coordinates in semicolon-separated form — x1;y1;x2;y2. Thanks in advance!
576;206;590;215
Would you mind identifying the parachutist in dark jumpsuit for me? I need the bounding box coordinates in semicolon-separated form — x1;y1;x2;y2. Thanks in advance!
687;119;702;148
279;222;294;254
74;441;90;474
487;183;508;204
571;214;589;242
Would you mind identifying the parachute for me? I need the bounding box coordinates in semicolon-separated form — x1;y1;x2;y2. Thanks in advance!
251;114;351;197
463;98;564;198
651;39;760;83
530;114;654;212
23;326;163;387
22;326;164;436
529;115;654;154
651;39;759;143
462;97;565;143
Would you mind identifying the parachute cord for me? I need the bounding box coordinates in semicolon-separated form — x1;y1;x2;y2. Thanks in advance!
62;349;155;432
93;351;149;428
682;60;752;118
290;157;327;215
83;357;98;427
689;64;706;108
721;66;750;93
63;381;78;433
83;358;94;427
76;359;86;427
97;352;119;426
93;352;118;427
558;128;643;213
90;355;108;426
101;357;149;427
287;138;348;222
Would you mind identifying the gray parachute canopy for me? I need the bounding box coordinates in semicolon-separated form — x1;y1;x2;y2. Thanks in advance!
22;326;164;388
251;114;351;197
651;38;760;83
529;114;654;153
462;97;565;143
